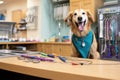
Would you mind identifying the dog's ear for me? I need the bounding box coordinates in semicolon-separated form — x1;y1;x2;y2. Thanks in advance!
86;11;94;23
64;11;73;26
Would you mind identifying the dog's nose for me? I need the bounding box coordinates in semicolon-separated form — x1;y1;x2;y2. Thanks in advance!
78;17;82;21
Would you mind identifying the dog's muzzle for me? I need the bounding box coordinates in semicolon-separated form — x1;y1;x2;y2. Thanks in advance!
75;20;86;31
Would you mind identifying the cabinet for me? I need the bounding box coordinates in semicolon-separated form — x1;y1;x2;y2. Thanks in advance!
12;9;27;38
0;42;38;51
12;10;22;23
60;44;72;56
0;42;72;57
70;0;104;21
52;44;61;55
37;43;72;56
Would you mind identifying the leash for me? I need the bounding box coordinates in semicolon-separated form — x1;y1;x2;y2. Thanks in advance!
102;15;113;58
18;53;93;65
109;15;119;58
101;16;111;58
101;17;107;57
110;15;116;57
107;17;112;58
113;15;119;58
102;14;119;59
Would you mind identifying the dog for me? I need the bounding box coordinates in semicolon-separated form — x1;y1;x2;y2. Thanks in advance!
65;9;100;59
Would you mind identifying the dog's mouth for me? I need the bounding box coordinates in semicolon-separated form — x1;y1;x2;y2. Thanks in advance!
75;20;86;31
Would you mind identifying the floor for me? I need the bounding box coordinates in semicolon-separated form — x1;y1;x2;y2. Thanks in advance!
0;69;50;80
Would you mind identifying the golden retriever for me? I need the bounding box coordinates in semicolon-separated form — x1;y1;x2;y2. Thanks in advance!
65;9;100;59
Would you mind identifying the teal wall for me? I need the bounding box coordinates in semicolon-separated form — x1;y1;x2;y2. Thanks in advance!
40;0;70;41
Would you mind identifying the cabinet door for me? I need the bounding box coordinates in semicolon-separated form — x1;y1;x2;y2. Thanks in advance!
70;0;103;22
81;0;95;21
70;2;81;11
37;44;43;52
42;44;53;54
70;0;93;11
52;44;61;56
81;0;93;9
12;10;22;23
60;44;72;57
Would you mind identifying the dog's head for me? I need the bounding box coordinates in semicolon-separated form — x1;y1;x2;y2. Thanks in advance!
65;9;93;36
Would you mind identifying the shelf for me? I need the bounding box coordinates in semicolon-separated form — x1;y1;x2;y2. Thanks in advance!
53;0;69;5
18;22;27;25
17;28;27;31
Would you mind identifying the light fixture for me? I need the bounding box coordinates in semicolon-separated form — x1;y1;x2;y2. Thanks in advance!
0;0;4;4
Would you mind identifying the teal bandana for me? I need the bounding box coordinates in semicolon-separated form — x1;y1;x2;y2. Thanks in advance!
72;30;93;58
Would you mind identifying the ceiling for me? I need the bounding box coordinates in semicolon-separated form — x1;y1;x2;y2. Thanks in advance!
0;0;19;7
1;0;12;4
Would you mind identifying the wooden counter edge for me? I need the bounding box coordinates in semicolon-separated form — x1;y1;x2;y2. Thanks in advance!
0;61;110;80
0;42;71;45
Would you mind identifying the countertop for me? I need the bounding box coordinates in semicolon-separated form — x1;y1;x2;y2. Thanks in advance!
0;42;71;45
0;55;120;80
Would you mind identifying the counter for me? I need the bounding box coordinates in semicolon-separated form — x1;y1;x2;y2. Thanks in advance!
0;42;72;56
0;56;120;80
0;42;71;45
0;42;71;49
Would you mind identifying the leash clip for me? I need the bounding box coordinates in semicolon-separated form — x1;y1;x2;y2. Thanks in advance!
82;41;85;47
82;37;85;47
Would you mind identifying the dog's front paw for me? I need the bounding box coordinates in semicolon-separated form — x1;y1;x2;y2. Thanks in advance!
93;52;100;59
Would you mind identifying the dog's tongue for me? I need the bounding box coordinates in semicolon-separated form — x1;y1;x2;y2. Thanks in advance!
78;23;84;31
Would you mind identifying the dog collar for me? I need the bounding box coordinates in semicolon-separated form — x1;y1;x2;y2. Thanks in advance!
72;30;93;58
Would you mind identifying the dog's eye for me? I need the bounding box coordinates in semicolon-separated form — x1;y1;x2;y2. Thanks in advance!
82;12;85;15
74;13;77;16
